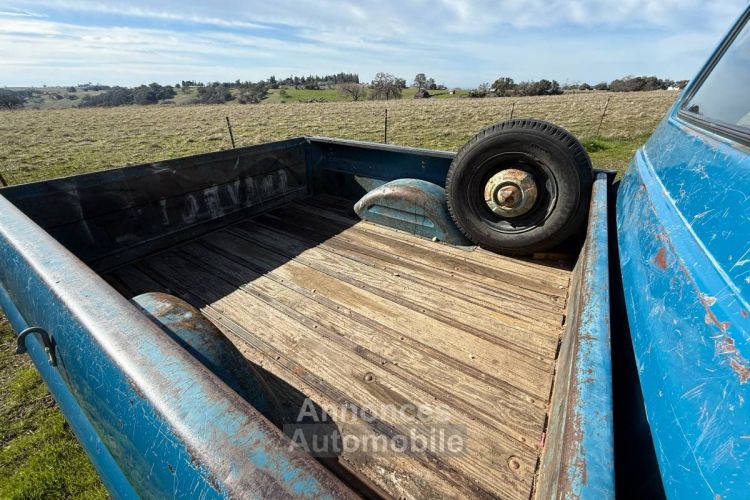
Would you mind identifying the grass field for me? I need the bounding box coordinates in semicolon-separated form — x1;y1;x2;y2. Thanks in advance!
0;89;677;497
0;90;677;186
0;320;107;499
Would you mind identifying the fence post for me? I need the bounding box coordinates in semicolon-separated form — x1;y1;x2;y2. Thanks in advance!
0;172;7;187
595;96;611;138
225;116;236;149
383;109;388;144
509;102;515;120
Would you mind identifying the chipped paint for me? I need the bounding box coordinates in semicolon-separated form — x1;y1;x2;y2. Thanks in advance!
536;173;613;500
654;247;668;270
617;66;750;498
353;178;470;245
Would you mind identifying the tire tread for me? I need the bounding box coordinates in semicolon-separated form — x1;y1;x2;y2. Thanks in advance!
445;119;592;255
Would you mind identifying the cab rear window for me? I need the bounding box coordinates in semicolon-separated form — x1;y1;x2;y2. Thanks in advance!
682;16;750;136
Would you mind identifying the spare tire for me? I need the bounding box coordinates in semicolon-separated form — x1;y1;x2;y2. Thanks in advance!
446;119;593;255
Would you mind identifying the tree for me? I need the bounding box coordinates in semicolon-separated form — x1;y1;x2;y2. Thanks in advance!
237;81;268;104
267;75;279;89
468;83;490;98
370;73;402;100
337;83;367;101
515;79;562;96
594;82;609;91
0;93;23;110
579;83;592;90
609;75;669;92
133;86;158;105
149;82;176;100
66;86;77;93
78;87;134;107
413;73;427;89
491;77;516;97
196;84;232;104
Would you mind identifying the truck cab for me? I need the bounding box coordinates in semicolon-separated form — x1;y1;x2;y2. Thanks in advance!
617;7;750;498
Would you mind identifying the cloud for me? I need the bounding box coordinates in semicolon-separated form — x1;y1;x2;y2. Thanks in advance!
0;0;747;87
0;7;45;17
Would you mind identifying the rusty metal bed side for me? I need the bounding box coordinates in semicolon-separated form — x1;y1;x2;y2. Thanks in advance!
536;173;614;499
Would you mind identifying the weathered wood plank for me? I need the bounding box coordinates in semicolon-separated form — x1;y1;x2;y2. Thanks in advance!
297;197;573;282
139;251;540;499
176;241;549;441
226;224;560;346
237;217;566;327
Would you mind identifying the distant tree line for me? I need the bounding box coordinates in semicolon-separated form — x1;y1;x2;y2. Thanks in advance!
469;77;564;98
465;75;689;98
276;73;359;90
555;76;688;92
78;83;176;107
3;72;691;110
606;76;687;92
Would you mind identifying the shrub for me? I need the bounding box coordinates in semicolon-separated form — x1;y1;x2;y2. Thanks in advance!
0;93;23;110
196;84;233;104
237;81;268;104
337;83;367;101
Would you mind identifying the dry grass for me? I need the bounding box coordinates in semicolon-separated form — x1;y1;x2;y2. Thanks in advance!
0;91;677;185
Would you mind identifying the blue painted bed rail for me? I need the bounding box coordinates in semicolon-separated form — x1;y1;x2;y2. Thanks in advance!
537;172;614;499
0;195;354;499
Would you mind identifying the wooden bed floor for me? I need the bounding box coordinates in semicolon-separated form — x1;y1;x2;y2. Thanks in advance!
105;196;572;499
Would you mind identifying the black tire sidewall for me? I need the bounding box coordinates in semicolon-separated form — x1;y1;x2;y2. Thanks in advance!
447;121;592;254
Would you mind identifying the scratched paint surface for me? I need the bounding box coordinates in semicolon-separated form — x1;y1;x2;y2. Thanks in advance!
567;174;614;498
353;178;471;245
644;119;750;295
617;119;750;497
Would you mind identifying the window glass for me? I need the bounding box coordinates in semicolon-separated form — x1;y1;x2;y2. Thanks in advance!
683;18;750;131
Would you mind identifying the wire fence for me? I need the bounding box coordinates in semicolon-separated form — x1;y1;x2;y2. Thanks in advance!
0;91;678;186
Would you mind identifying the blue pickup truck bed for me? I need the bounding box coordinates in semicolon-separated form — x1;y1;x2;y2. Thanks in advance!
0;137;612;499
103;194;571;498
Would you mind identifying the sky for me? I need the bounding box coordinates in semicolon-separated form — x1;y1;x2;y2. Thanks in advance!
0;0;748;88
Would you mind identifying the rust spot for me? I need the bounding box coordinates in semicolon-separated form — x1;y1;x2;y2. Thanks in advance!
642;184;750;386
741;309;748;318
699;294;730;332
715;335;737;355
700;294;717;307
730;359;750;384
653;247;667;270
704;309;731;332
